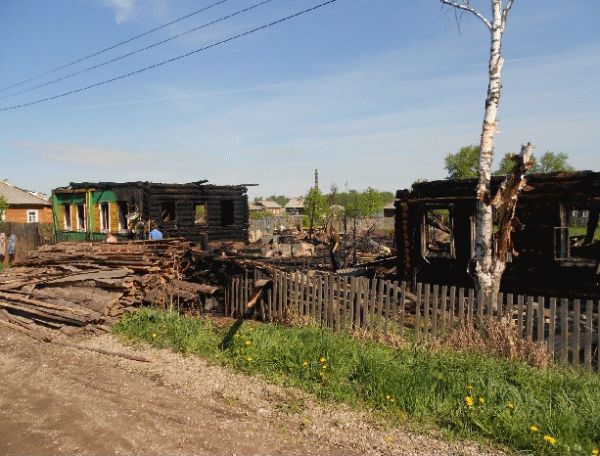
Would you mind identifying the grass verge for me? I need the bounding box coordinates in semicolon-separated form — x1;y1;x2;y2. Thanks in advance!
114;308;600;455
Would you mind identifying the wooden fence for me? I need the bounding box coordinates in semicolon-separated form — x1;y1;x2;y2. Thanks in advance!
225;270;600;372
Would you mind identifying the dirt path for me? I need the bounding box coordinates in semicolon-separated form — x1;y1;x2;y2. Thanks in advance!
0;326;497;456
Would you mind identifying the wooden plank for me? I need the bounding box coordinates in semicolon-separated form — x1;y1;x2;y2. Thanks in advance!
423;284;431;337
398;282;405;338
368;278;377;331
282;273;289;321
440;285;447;335
342;276;350;331
359;278;367;330
323;275;330;328
349;277;356;330
467;289;474;325
537;296;545;343
329;274;335;331
299;273;306;316
477;290;484;321
415;283;422;340
526;296;534;340
548;297;557;357
457;288;465;324
316;275;323;326
377;279;385;333
516;295;524;338
560;298;569;366
449;286;456;330
431;285;439;338
584;300;593;372
506;293;514;325
488;291;494;319
272;270;279;321
573;299;581;368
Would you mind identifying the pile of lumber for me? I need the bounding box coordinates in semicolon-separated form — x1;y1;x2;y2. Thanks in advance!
0;239;219;338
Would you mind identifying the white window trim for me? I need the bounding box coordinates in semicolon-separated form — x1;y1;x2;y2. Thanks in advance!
76;204;87;232
63;204;72;231
26;209;39;223
99;202;110;232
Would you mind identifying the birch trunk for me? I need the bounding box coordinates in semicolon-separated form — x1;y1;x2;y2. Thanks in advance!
475;1;504;297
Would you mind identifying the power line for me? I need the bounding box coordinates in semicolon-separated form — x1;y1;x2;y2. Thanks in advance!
0;0;340;113
0;0;229;93
0;0;274;101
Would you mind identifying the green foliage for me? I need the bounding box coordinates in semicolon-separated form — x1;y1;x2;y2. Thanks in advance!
267;195;290;208
445;145;480;179
0;196;7;221
531;151;575;174
495;151;574;176
116;308;600;456
379;191;395;206
303;187;328;228
249;210;270;220
358;186;383;217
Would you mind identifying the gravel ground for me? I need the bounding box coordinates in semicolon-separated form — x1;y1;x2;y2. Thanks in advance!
0;325;502;455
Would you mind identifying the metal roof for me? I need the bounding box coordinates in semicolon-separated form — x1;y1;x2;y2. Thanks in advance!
0;180;51;206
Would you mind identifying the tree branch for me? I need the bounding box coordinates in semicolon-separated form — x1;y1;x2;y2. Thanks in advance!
440;0;492;30
502;0;516;24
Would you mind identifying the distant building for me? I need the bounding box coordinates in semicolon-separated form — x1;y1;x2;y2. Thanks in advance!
383;202;395;218
255;200;283;216
285;197;305;215
0;180;52;224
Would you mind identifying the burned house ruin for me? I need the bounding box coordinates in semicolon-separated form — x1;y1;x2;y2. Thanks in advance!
395;171;600;298
51;181;249;244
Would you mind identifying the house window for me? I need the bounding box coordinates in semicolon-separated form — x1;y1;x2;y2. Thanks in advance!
556;205;600;260
194;203;208;226
27;210;39;223
99;202;110;232
422;205;455;259
160;202;176;222
220;200;235;227
63;204;72;230
117;202;128;231
76;204;86;231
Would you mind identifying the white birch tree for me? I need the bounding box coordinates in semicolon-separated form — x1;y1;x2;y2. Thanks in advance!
439;0;531;297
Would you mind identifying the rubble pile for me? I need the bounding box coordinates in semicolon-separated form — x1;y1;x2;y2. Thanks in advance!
0;239;218;338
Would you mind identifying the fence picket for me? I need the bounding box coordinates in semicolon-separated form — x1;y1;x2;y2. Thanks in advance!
477;290;484;321
548;297;556;356
560;298;569;365
585;300;593;372
458;288;465;323
415;282;422;340
497;292;503;321
573;299;581;368
440;285;447;335
517;295;524;338
449;286;456;330
467;289;474;325
398;282;405;338
526;296;534;340
423;284;431;337
431;285;439;337
537;297;545;343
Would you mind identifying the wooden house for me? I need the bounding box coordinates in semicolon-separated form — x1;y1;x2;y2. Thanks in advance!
51;181;249;244
395;171;600;298
0;180;52;224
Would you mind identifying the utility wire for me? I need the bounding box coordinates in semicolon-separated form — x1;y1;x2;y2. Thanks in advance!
0;0;340;112
0;0;228;93
0;0;274;101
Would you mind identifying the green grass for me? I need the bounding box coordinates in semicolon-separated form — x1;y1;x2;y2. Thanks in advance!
114;308;600;455
569;226;600;241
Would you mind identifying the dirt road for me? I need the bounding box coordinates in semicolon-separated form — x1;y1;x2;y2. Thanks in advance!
0;326;495;455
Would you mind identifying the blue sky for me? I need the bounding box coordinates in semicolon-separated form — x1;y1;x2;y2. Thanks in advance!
0;0;598;199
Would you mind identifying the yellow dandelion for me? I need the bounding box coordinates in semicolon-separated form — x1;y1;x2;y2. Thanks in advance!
479;397;485;404
385;435;393;443
386;395;391;400
246;357;253;362
465;396;474;407
390;397;395;403
529;424;539;433
152;333;157;338
506;402;514;410
592;448;599;456
543;435;557;446
245;340;252;346
319;372;325;377
321;364;327;369
302;361;309;367
320;357;326;363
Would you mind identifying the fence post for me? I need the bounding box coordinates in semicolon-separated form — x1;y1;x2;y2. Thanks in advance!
415;283;422;340
458;288;465;324
423;284;431;337
398;282;405;338
449;286;456;330
548;297;556;357
573;299;581;368
431;285;439;338
560;298;569;365
526;296;534;340
537;296;545;342
516;295;525;338
584;300;593;372
467;289;475;325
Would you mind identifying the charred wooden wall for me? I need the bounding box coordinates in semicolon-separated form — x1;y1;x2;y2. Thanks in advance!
395;171;600;298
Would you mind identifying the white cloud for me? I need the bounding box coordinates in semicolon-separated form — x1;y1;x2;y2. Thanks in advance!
104;0;138;24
